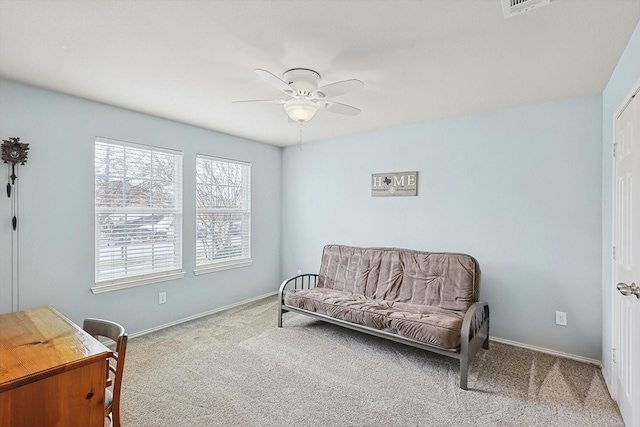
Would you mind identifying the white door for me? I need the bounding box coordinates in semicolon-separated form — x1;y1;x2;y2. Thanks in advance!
613;83;640;427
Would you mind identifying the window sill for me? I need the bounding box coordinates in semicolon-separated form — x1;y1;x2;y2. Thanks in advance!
193;259;253;275
92;270;186;294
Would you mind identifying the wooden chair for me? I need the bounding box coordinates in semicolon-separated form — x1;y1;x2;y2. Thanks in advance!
83;318;128;427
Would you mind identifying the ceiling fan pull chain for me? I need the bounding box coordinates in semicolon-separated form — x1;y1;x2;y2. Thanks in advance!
298;122;303;151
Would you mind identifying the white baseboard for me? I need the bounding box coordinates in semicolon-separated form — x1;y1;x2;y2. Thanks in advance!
491;336;602;367
129;291;278;339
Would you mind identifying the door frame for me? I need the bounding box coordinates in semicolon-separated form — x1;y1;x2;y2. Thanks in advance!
609;77;640;408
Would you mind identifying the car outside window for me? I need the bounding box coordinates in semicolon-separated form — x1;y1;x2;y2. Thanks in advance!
93;138;184;292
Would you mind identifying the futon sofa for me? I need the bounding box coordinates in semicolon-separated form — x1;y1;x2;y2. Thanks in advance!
278;244;490;390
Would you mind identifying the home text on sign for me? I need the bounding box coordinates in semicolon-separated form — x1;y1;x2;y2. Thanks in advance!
371;171;417;197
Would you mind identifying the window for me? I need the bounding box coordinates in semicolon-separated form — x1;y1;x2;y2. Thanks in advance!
195;155;251;273
94;138;184;293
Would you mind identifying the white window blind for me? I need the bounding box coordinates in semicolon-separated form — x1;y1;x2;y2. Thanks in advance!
94;138;183;289
195;155;251;271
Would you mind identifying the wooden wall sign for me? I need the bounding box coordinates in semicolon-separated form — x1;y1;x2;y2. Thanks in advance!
371;171;417;197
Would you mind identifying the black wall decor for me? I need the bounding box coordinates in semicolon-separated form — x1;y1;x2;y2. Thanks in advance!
2;137;29;230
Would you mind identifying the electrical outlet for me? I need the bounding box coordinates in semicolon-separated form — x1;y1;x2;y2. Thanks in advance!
297;269;302;276
555;311;567;326
159;292;167;304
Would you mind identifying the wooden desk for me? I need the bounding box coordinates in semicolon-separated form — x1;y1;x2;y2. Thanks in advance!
0;306;112;427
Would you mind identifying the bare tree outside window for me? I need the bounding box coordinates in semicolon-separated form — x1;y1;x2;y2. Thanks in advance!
195;156;251;268
95;140;182;285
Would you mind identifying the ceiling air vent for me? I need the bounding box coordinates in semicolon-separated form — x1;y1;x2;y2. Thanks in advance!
501;0;550;18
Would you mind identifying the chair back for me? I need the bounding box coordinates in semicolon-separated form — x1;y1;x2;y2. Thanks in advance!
83;318;128;427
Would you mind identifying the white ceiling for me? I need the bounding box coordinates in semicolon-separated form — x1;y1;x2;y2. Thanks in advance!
1;1;639;147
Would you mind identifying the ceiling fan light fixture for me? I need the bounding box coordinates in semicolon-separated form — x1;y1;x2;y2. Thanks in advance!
237;68;363;126
284;99;318;122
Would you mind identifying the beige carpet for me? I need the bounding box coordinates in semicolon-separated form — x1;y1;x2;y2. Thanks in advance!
120;296;623;426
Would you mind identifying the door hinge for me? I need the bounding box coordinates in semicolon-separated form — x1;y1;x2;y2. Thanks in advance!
612;348;617;364
613;143;617;158
613;246;616;260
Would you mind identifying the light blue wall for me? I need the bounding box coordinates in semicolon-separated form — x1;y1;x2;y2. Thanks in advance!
0;79;281;333
282;94;603;359
601;20;640;382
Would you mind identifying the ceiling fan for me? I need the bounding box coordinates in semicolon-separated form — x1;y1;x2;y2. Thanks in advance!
234;68;364;123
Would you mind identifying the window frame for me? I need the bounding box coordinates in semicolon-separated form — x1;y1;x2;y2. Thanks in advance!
194;154;252;275
92;137;185;294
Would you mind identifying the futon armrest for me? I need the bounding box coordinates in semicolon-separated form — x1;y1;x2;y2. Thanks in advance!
278;274;319;303
278;274;319;328
461;302;490;344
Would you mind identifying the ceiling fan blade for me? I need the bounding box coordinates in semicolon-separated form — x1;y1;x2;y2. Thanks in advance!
254;69;296;95
232;99;286;104
322;101;361;116
314;79;364;99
